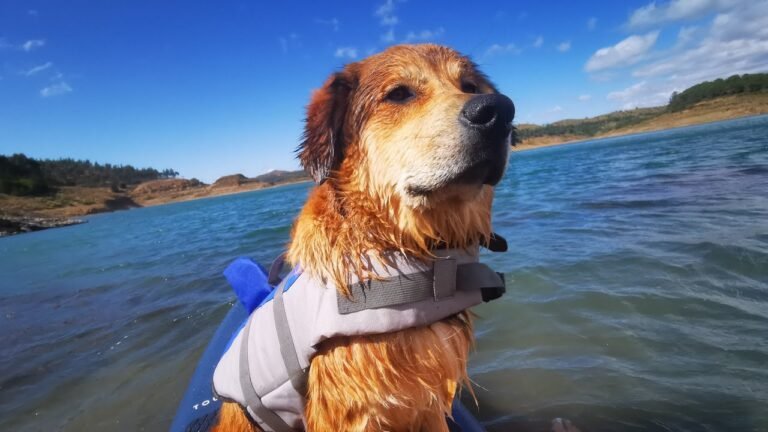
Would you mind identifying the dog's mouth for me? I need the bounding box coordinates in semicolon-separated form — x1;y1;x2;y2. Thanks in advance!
406;159;503;197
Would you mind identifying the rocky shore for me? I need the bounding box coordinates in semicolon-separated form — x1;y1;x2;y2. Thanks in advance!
0;215;85;237
0;172;310;237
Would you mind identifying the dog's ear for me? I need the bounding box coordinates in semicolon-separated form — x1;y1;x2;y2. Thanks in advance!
298;66;358;183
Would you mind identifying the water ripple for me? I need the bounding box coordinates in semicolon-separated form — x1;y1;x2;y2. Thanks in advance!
2;118;768;430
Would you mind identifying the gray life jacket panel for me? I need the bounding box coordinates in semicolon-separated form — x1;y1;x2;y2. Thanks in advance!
212;247;506;431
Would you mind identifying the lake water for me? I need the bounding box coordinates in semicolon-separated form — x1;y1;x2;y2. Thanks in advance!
1;116;767;431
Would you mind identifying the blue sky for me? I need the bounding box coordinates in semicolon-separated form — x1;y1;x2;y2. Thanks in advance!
2;0;767;182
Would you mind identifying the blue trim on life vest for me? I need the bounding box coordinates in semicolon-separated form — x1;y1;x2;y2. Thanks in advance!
223;257;272;314
221;261;303;353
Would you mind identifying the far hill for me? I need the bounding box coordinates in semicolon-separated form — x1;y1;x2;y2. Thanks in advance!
211;174;250;188
253;169;309;184
132;178;205;194
119;170;310;208
518;73;768;148
207;170;310;189
668;73;768;112
1;160;312;235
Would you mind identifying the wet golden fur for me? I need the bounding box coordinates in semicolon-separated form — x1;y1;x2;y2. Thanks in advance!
214;44;505;432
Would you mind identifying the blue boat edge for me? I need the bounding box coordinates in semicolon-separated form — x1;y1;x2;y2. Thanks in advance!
170;302;487;432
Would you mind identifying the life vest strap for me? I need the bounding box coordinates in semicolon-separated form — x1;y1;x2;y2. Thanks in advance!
238;310;294;432
337;260;506;314
273;283;307;394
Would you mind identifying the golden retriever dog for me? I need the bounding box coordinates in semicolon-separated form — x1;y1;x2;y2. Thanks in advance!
215;43;515;431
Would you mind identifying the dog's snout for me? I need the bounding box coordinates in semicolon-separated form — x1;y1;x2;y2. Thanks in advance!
460;94;515;136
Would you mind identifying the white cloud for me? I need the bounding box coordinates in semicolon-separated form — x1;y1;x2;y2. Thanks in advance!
376;0;399;26
533;36;544;48
607;81;675;109
587;17;598;30
607;81;647;101
403;27;445;43
40;82;72;97
635;37;768;79
315;17;340;32
557;41;572;52
278;33;300;53
710;2;768;41
634;2;768;82
334;47;358;59
627;0;738;29
22;39;45;52
483;43;522;58
603;1;768;111
585;31;659;72
676;26;699;47
0;38;46;52
376;0;400;43
578;94;592;101
24;62;52;76
550;105;564;112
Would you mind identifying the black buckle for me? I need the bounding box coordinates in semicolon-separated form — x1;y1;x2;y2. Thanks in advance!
267;252;287;286
486;232;508;252
481;273;506;302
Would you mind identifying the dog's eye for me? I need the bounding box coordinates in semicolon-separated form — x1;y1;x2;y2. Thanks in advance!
461;81;480;94
385;86;415;103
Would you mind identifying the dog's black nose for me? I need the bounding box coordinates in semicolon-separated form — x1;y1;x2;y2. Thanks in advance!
460;94;515;139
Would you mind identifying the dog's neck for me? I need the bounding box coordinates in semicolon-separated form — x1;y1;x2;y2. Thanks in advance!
287;181;493;294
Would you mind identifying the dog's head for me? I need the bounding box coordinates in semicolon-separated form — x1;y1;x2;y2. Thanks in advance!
299;44;514;207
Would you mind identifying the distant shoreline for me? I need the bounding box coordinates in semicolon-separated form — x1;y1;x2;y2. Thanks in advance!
135;178;312;208
0;215;85;237
516;93;768;151
0;179;311;237
515;112;768;153
3;101;768;237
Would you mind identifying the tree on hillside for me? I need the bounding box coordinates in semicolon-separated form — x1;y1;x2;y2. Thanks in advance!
669;91;679;105
516;108;663;140
0;154;51;196
160;168;179;179
0;153;180;196
668;73;768;112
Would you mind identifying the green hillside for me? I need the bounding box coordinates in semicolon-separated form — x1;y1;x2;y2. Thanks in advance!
0;154;178;196
519;73;768;142
668;73;768;112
